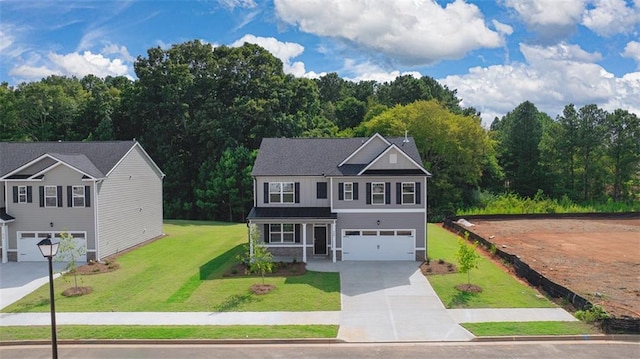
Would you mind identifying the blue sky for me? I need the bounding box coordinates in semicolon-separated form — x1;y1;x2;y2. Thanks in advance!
1;0;639;124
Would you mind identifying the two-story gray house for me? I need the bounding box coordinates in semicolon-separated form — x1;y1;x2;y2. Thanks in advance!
0;141;164;263
248;133;431;262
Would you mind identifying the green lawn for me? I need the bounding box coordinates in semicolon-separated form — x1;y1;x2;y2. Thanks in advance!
426;224;555;309
2;220;340;313
0;325;338;340
462;321;600;336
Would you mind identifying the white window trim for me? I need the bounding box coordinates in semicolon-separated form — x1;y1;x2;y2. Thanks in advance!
401;182;415;205
72;185;86;208
269;182;295;204
343;182;353;201
269;223;296;243
342;229;415;237
17;185;27;203
371;182;385;205
44;185;57;208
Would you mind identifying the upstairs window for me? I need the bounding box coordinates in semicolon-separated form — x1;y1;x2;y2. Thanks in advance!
343;182;353;201
402;182;415;204
73;186;85;207
371;182;385;204
269;182;295;203
45;186;58;207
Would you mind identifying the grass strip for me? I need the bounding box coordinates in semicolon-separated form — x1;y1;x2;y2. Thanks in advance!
0;325;338;341
426;224;555;309
461;321;600;336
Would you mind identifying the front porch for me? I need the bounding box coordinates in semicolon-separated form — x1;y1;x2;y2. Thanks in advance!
247;207;338;263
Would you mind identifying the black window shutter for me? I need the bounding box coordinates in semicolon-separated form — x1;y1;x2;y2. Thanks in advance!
85;186;91;207
39;186;44;207
353;183;359;200
26;186;32;203
12;186;18;203
317;182;327;199
366;183;371;205
67;186;73;207
385;182;391;204
416;182;421;204
263;183;269;204
263;224;270;243
295;224;301;243
338;183;344;200
57;186;63;207
294;182;300;203
396;182;402;204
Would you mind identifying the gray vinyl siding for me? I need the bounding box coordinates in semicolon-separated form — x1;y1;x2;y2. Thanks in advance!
367;147;418;170
97;145;163;259
1;181;5;208
4;165;95;253
332;176;427;210
256;176;329;207
342;136;388;165
335;212;425;249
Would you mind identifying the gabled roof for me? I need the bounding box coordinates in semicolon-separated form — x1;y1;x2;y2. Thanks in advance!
0;141;162;180
252;134;428;177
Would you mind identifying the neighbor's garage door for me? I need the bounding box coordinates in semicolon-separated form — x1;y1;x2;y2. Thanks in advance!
342;229;414;261
17;231;87;262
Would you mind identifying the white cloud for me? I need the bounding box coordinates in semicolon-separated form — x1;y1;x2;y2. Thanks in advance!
101;43;135;62
217;0;256;9
341;59;421;82
9;51;132;81
441;42;640;126
504;0;585;41
231;34;309;76
492;19;514;36
0;29;15;54
622;41;640;66
582;0;640;37
274;0;502;65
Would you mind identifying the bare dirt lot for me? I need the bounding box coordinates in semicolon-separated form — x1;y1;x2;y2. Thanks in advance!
464;217;640;318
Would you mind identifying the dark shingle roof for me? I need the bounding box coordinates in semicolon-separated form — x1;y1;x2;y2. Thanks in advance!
252;136;423;176
247;207;337;220
0;141;136;178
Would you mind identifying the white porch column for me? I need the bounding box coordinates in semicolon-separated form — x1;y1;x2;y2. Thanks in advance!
302;223;307;263
248;222;254;258
1;223;7;263
331;220;337;263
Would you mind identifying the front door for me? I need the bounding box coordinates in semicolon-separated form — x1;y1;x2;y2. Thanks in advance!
314;226;327;255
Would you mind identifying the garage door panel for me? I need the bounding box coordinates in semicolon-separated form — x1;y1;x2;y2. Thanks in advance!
17;232;87;262
343;231;414;261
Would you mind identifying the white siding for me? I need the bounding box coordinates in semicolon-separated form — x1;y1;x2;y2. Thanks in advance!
97;145;163;259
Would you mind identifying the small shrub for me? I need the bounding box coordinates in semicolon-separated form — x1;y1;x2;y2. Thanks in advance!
575;305;609;323
231;268;238;275
438;259;445;264
489;243;497;256
425;257;431;265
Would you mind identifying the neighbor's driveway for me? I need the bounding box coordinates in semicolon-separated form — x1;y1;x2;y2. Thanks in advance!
0;262;70;310
307;261;474;342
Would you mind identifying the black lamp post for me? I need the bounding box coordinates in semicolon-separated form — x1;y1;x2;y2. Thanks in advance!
37;237;59;359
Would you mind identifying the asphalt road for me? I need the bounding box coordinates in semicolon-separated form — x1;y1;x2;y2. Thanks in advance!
1;341;638;359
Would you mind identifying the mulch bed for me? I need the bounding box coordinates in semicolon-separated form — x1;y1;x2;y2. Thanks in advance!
223;261;307;278
420;260;457;276
250;284;276;295
74;260;120;275
455;283;483;293
62;286;93;297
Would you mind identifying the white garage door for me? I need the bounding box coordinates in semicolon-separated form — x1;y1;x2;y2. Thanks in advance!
17;231;87;262
342;229;415;261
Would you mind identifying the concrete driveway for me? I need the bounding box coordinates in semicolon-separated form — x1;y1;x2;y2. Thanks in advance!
0;261;69;310
307;261;474;342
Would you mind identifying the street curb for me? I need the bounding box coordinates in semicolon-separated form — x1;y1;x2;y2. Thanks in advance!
1;335;639;346
472;334;640;342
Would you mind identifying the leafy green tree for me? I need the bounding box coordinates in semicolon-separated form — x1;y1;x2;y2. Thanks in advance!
247;223;274;285
604;109;640;201
335;96;367;130
455;233;480;286
575;104;607;201
0;82;23;140
55;231;87;291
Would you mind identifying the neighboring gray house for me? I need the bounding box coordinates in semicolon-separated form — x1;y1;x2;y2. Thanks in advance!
0;141;165;263
248;133;431;262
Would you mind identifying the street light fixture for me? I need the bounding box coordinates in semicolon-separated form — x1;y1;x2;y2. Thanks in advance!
37;237;59;359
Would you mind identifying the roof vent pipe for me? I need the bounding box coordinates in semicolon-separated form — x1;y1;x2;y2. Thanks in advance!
402;130;410;144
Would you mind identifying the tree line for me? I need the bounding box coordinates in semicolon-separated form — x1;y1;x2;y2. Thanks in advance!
1;40;638;221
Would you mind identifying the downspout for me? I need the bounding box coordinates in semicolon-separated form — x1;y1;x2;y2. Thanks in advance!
93;179;101;261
